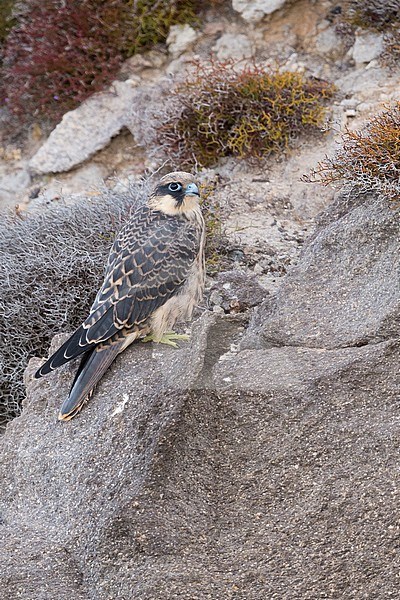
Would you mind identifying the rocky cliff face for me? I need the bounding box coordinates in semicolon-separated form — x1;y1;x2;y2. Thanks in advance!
1;189;399;599
1;0;400;596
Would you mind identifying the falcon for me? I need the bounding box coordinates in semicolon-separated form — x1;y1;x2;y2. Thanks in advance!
34;172;206;421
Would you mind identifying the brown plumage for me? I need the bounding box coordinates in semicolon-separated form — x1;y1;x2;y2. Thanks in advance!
34;172;205;420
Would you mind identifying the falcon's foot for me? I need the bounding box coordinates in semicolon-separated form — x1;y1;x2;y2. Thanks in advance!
141;331;190;348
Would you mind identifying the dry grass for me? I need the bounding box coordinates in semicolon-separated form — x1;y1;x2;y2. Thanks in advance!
307;103;400;201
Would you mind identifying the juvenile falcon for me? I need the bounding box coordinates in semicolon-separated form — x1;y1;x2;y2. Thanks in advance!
34;171;205;421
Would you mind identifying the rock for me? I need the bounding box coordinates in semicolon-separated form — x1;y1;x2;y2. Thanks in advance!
232;0;287;22
166;24;198;58
315;25;345;59
213;33;253;60
351;31;384;65
208;270;266;313
203;22;225;36
340;98;358;110
1;301;400;596
1;528;88;600
30;164;106;207
125;83;168;148
283;51;305;73
29;80;139;174
0;164;31;209
249;193;400;350
337;65;395;104
120;50;167;77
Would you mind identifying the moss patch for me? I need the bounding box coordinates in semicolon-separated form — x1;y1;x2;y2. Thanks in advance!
0;0;15;47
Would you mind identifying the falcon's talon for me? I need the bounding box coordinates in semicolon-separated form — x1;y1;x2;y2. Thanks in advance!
141;331;190;348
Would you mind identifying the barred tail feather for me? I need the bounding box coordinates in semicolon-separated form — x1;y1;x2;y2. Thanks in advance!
58;341;124;421
34;326;92;379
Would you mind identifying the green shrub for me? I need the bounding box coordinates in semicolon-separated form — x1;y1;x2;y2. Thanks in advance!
151;61;335;167
307;103;400;201
119;0;199;55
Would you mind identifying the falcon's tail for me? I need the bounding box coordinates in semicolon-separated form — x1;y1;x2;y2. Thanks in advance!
59;341;124;421
34;326;91;379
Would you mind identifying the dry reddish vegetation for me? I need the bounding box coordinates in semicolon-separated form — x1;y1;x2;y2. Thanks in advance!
309;103;400;201
0;0;207;128
2;2;122;124
153;61;335;167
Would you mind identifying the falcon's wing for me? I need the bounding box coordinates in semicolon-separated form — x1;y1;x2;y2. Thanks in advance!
35;206;200;378
84;205;200;342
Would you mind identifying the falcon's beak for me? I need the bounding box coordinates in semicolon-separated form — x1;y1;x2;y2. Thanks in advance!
185;183;200;197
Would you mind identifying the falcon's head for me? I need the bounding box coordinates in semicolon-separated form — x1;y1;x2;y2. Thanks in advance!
149;171;201;215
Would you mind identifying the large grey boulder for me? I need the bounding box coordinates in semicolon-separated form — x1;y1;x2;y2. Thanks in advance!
351;31;384;65
252;194;400;349
1;325;400;596
29;80;139;175
1;191;399;597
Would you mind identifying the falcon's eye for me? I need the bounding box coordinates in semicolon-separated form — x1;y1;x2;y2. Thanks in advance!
168;182;182;192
